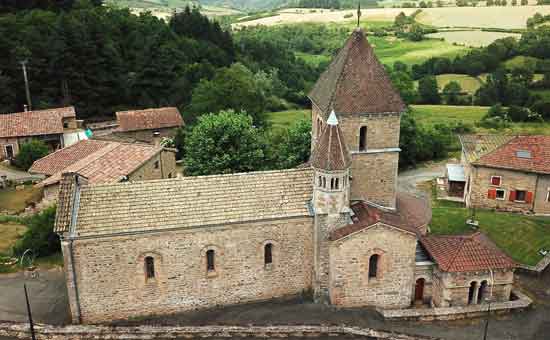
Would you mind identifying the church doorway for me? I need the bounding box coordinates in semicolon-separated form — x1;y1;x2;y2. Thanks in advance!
415;278;425;302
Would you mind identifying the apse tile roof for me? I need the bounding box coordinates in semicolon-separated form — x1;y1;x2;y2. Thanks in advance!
473;135;550;175
55;168;314;237
33;140;163;187
329;192;431;240
420;232;516;272
308;28;405;118
0;106;75;138
311;112;351;171
115;107;184;132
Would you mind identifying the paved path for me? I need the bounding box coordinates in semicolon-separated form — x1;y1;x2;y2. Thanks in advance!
398;163;446;197
0;269;69;325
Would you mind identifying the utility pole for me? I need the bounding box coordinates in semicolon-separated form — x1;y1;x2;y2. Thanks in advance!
20;60;32;111
24;284;37;340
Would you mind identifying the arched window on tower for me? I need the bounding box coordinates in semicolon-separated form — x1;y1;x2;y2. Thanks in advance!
206;249;215;271
335;178;339;189
264;243;273;265
317;119;323;137
330;178;335;190
322;177;326;188
145;256;155;279
368;254;379;278
359;126;367;151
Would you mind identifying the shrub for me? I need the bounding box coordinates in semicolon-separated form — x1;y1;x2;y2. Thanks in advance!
12;206;60;258
14;139;49;170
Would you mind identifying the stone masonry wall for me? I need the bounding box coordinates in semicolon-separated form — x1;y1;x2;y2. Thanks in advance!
328;223;416;308
350;152;398;208
469;166;538;213
338;113;400;208
115;127;179;144
128;150;177;181
414;264;434;305
68;217;314;323
433;268;514;307
534;174;550;215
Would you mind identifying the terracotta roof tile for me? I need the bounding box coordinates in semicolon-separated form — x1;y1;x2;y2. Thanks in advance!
474;135;550;174
35;140;164;187
29;140;110;176
421;232;516;272
115;107;184;132
329;192;431;240
58;168;314;237
311;111;351;171
308;28;405;118
0;106;75;138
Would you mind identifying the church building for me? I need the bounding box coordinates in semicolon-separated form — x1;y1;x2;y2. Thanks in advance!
55;28;517;324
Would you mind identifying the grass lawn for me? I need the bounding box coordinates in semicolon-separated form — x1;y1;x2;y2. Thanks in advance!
428;183;550;266
0;222;26;254
503;55;542;70
0;186;42;214
266;109;309;131
435;74;483;94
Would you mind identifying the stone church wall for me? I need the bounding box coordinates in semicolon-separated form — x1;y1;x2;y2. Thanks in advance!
328;223;417;308
67;217;314;323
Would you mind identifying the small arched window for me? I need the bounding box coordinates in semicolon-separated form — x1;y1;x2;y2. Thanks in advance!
264;243;273;265
317;119;323;137
335;178;339;189
145;256;155;279
318;176;322;187
359;126;367;151
322;177;326;188
368;254;379;278
206;249;215;271
330;178;335;190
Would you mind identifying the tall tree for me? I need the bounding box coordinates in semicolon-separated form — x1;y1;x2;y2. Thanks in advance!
418;76;441;104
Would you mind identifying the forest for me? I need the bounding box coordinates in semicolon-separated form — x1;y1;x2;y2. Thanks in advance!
0;1;317;126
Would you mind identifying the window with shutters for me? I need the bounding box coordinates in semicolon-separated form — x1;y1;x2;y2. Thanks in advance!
515;190;526;202
496;189;505;200
487;188;497;199
490;176;501;186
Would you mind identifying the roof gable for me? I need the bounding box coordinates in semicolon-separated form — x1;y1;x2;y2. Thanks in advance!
115;107;184;132
0;106;75;138
474;135;550;174
308;28;405;117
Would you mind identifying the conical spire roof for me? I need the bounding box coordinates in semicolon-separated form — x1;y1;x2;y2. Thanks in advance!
311;111;352;171
309;28;406;118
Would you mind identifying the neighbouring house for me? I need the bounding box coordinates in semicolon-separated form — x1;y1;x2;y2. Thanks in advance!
445;164;466;198
108;107;184;144
54;28;519;324
459;134;550;215
29;139;176;203
0;106;83;160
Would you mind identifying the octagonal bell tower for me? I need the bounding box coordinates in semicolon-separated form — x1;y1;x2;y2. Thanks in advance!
311;110;352;302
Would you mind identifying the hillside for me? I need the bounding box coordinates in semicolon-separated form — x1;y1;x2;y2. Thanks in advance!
106;0;290;10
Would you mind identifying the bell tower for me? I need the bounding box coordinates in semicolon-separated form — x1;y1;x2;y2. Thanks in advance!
308;28;406;210
311;110;351;302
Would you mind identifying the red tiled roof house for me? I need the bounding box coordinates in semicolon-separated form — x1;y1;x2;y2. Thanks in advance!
29;139;177;203
0;106;78;160
112;107;184;144
460;135;550;215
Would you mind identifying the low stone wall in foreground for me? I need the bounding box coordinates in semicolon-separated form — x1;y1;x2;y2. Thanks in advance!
378;290;532;321
0;323;440;340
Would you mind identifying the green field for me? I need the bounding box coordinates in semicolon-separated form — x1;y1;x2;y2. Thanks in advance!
428;184;550;266
266;109;309;131
267;105;550;136
411;105;550;134
532;89;550;100
427;74;483;94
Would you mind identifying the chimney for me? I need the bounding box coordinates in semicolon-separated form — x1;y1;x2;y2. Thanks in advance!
152;131;161;147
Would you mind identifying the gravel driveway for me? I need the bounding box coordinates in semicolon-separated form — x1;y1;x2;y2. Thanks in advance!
398;163;446;197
